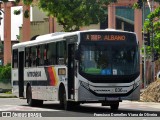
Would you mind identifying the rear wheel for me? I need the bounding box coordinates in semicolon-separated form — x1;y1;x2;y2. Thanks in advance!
35;100;43;106
27;86;35;106
26;86;43;106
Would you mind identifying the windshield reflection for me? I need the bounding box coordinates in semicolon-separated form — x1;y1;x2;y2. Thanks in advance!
79;44;139;75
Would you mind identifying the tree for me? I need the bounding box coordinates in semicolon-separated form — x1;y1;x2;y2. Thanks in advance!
133;0;160;9
144;6;160;60
0;64;11;83
16;0;117;32
133;0;160;60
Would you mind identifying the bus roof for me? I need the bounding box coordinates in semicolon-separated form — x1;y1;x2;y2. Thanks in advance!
12;29;136;49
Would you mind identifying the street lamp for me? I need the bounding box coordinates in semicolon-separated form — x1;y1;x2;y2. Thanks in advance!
151;0;155;82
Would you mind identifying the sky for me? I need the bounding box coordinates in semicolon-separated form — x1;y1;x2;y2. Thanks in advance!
0;6;23;40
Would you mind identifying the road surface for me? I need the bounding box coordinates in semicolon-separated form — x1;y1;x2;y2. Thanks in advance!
0;98;160;120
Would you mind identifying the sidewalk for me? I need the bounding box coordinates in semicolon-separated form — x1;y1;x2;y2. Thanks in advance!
0;93;17;98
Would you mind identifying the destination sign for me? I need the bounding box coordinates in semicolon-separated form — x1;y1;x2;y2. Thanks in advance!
80;32;137;45
85;34;126;41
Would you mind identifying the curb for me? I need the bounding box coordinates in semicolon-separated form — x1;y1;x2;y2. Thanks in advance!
0;96;17;98
0;94;17;98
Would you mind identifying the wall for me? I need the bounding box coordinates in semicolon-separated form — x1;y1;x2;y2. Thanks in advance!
0;82;11;92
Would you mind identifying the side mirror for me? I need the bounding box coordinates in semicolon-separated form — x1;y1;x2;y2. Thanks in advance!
75;50;80;60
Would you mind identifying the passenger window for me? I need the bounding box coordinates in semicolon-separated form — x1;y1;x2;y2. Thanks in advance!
40;45;45;65
31;46;36;67
25;47;31;67
36;46;40;66
12;49;18;68
48;42;56;65
44;44;49;65
57;41;66;65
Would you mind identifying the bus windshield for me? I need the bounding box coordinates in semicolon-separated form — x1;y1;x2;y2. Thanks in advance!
79;43;139;76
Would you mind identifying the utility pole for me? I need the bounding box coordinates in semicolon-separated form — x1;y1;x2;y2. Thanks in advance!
151;0;155;82
142;1;147;88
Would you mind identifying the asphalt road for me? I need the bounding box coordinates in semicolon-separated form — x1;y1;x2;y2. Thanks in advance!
0;98;160;120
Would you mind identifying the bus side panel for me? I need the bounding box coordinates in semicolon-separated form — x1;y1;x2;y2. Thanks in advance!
24;67;47;100
23;66;67;101
12;69;19;97
45;66;67;101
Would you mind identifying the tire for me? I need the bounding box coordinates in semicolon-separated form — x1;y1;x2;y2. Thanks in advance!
27;86;44;107
63;91;71;110
36;100;43;106
59;87;65;108
73;102;80;107
27;86;35;106
59;86;70;110
110;102;119;110
27;86;43;107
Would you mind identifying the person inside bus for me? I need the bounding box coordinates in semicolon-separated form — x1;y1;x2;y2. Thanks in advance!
98;53;111;75
100;63;111;75
28;53;32;67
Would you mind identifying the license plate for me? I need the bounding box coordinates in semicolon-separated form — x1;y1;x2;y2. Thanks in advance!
106;97;119;101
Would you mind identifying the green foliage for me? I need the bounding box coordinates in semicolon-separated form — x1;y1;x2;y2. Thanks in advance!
0;64;11;84
23;0;33;5
1;0;8;2
15;0;20;3
16;35;20;40
5;91;12;94
154;0;160;3
133;0;160;9
24;9;30;18
132;3;140;9
13;0;20;5
13;9;21;15
143;6;160;60
19;0;117;31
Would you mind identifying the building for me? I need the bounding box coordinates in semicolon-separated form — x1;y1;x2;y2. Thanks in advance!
19;6;100;41
0;39;19;66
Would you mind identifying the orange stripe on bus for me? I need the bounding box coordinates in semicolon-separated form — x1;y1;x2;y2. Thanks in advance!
47;67;58;86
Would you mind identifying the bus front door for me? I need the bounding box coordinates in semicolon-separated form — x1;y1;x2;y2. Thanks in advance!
18;51;24;98
67;44;76;99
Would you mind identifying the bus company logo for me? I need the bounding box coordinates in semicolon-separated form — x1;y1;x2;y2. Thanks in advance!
2;112;11;117
27;71;41;77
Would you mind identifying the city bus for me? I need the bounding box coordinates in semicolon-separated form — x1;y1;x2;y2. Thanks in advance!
12;29;140;110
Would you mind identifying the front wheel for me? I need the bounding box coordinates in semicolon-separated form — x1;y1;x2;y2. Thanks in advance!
63;91;71;110
110;102;119;110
